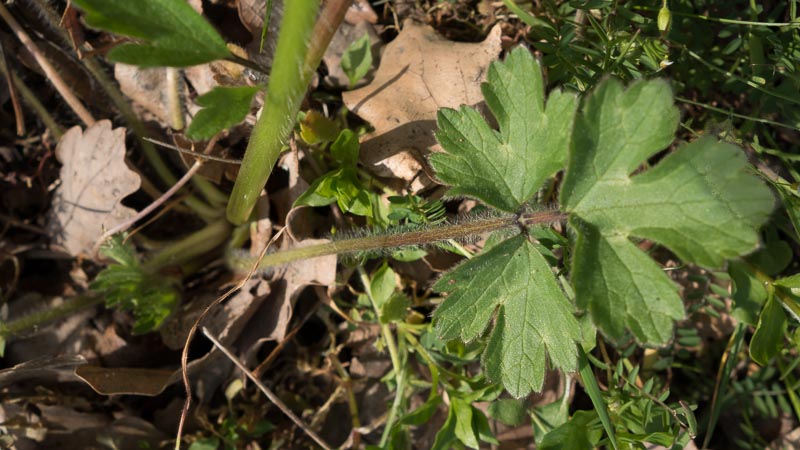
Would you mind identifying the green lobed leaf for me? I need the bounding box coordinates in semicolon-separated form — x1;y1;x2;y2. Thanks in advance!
487;398;528;426
299;110;340;145
71;0;231;67
430;47;578;212
561;78;774;344
538;410;600;450
750;293;788;365
186;85;262;140
341;33;373;88
434;235;581;397
293;168;372;216
452;397;479;449
431;402;458;450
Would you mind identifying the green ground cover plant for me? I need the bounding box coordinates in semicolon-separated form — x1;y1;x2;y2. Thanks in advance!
2;0;800;448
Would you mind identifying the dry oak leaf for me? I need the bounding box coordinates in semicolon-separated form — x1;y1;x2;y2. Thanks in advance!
342;20;502;181
47;120;140;256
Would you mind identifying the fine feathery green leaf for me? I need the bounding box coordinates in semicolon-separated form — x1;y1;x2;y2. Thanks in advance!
560;77;774;344
98;233;138;267
750;293;788;365
186;85;262;140
430;47;578;212
71;0;232;67
341;33;373;88
433;235;582;397
91;236;179;334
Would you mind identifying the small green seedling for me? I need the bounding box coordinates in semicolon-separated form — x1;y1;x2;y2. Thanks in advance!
341;33;373;88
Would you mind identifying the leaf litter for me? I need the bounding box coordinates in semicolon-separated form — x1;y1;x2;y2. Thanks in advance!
46;120;140;256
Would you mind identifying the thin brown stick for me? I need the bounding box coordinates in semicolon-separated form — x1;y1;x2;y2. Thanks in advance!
0;43;24;135
143;137;243;164
175;225;286;449
305;0;353;75
202;326;333;450
0;60;63;139
0;2;95;126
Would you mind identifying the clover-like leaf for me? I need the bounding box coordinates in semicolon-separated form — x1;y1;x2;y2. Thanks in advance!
72;0;231;67
434;235;581;397
430;47;578;212
561;78;774;344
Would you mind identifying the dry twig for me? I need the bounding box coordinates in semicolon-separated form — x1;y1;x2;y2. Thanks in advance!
0;2;95;126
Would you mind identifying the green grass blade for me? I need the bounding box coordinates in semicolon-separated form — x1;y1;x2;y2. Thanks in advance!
578;346;619;450
703;323;746;449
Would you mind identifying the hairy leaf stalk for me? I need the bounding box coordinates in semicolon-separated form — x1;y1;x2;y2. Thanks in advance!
234;210;566;270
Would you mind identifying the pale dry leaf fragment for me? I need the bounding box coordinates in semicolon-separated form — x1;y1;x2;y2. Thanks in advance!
342;20;502;181
47;120;140;256
345;0;378;24
114;64;193;125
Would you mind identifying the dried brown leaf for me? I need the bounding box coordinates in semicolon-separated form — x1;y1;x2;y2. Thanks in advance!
47;120;140;256
74;365;174;396
342;20;502;182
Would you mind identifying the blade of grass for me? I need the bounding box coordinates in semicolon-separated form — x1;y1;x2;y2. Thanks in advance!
676;96;800;132
578;346;619;450
703;323;746;449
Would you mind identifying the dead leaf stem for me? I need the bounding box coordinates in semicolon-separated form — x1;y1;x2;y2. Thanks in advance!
0;2;95;126
0;43;24;135
306;0;353;76
165;68;185;130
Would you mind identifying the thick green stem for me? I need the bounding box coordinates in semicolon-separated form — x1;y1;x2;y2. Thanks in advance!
143;219;231;271
230;210;566;271
227;0;351;225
